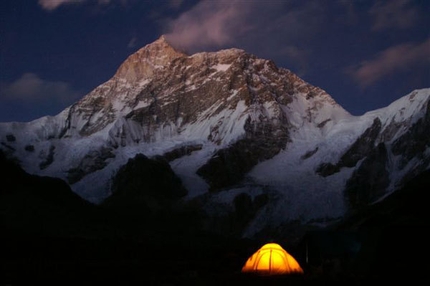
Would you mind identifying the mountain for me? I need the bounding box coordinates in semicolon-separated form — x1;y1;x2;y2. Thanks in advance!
1;35;429;241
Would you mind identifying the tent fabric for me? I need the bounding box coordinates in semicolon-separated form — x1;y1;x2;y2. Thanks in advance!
241;243;304;275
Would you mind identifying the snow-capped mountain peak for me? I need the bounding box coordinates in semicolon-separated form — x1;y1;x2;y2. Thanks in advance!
1;36;428;240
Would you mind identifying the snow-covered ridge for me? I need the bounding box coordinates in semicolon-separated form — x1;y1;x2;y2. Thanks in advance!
0;35;429;239
364;88;428;125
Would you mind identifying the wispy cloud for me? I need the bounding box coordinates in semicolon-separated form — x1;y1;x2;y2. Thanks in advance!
127;36;137;48
163;0;250;52
38;0;85;11
38;0;112;11
347;38;430;87
162;0;325;74
369;0;418;31
0;73;82;104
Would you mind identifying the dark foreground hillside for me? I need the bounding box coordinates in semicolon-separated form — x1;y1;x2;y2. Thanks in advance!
1;151;429;285
2;231;429;285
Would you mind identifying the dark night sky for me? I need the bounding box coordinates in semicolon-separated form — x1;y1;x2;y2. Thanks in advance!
0;0;429;122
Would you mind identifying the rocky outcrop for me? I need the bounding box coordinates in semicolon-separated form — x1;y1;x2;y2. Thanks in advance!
197;116;290;191
161;144;203;162
392;101;430;169
344;143;390;209
102;154;187;215
67;147;115;184
316;118;382;177
39;145;55;170
114;35;187;83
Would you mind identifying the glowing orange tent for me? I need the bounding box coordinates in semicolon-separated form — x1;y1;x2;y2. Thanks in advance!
241;243;304;275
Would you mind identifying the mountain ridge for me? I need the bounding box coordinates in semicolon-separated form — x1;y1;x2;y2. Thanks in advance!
1;36;429;240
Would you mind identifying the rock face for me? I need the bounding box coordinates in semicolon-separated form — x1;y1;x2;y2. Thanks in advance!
59;36;345;148
392;100;430;181
102;153;187;216
344;142;390;209
196;116;290;192
0;35;429;240
316;117;382;177
114;35;187;83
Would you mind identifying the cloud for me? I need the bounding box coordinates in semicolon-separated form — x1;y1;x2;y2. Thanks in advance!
369;0;418;31
38;0;112;11
127;37;137;48
38;0;85;11
347;38;430;87
163;0;250;52
162;0;325;73
0;73;83;104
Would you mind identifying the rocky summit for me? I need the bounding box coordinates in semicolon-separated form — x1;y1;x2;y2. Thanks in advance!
1;35;429;241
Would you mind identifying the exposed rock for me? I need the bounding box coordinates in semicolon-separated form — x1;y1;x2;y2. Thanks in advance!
316;118;382;177
1;142;15;152
24;145;35;152
197;116;290;191
317;119;331;128
114;35;187;83
392;100;430;170
161;144;203;162
315;162;340;177
67;147;115;184
341;118;382;167
102;153;187;215
39;145;55;170
6;134;16;142
301;147;319;160
344;143;390;210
